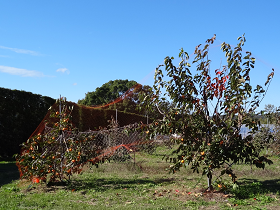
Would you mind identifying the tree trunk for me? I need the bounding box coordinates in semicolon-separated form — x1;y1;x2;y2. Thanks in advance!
207;172;213;191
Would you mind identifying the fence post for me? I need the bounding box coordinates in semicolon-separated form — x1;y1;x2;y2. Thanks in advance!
59;95;64;181
134;150;136;166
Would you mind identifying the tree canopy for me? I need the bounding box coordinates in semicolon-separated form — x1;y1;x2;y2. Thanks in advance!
78;79;159;117
78;79;137;106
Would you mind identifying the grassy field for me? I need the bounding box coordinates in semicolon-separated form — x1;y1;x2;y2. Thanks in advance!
0;146;280;210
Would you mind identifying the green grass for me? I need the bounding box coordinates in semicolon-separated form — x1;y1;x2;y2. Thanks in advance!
1;147;280;209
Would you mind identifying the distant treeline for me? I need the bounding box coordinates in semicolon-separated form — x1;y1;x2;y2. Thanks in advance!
0;87;55;159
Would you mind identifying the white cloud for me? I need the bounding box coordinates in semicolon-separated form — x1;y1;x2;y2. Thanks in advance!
73;83;77;86
56;68;69;74
0;65;46;77
0;45;40;56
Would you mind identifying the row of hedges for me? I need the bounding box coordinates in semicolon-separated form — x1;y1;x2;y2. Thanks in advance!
0;87;55;159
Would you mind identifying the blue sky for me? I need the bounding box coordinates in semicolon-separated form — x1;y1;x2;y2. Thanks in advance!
0;0;279;111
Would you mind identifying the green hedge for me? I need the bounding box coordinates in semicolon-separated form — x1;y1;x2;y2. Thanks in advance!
0;87;55;159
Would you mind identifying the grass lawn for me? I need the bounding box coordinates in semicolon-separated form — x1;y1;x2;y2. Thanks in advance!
0;146;280;210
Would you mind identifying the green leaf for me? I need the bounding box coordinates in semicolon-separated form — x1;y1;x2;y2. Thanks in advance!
243;55;250;60
203;44;209;51
238;78;245;83
232;183;239;190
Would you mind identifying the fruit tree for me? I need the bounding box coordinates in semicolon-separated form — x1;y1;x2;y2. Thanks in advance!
140;34;274;190
16;98;99;183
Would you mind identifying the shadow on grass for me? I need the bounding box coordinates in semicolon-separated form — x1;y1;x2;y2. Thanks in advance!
233;178;280;199
46;176;175;193
0;162;20;187
64;177;158;192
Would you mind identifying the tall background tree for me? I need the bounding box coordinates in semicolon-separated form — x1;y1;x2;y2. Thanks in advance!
263;104;279;124
256;104;280;156
78;79;161;118
78;79;137;106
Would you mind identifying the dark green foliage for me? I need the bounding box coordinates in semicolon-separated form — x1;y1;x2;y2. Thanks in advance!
0;87;55;159
77;79;160;118
78;79;137;106
260;104;280;156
